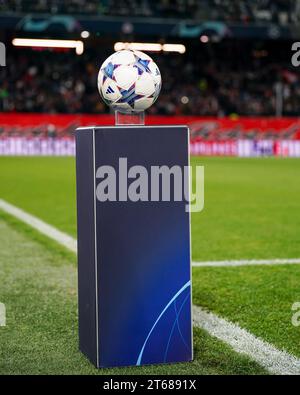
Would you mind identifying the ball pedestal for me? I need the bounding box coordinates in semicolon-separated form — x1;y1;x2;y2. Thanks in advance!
115;110;145;126
75;115;193;368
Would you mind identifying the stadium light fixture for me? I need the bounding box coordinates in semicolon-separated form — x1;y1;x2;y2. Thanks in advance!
81;31;90;39
114;42;162;52
162;44;186;54
181;96;189;104
12;38;84;55
114;42;186;54
200;35;209;43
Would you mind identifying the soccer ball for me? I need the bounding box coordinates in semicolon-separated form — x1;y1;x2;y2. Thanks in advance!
97;50;161;113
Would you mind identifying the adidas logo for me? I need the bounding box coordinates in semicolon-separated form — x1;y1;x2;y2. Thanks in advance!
106;86;114;94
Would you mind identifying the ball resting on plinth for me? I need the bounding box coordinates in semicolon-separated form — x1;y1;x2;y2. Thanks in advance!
97;49;161;124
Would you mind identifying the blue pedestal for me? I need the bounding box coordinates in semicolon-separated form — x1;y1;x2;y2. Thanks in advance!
75;126;192;368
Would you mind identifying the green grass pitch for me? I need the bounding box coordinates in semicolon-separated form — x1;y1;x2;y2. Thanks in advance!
0;156;300;374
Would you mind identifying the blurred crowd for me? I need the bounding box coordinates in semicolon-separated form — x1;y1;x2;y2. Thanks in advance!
1;43;300;117
1;0;300;23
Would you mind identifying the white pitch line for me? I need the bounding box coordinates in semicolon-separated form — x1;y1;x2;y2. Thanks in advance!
192;258;300;267
0;199;77;253
1;198;299;269
193;306;300;375
1;197;300;374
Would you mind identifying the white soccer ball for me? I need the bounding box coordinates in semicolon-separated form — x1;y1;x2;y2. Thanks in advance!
97;50;161;113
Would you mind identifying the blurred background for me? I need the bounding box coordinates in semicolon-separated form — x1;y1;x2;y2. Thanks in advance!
0;0;300;156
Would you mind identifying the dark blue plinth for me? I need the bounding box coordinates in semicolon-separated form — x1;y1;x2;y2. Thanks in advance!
75;126;192;368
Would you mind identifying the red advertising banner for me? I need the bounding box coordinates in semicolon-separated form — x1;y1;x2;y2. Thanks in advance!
1;113;300;157
0;113;300;140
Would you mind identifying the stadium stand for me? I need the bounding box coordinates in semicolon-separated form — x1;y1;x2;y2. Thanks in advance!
1;41;299;117
1;0;300;156
0;0;298;23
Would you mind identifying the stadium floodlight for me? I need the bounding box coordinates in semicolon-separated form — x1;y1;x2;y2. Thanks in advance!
114;42;186;54
12;38;84;55
80;31;90;39
162;44;186;53
114;42;162;52
200;35;209;43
